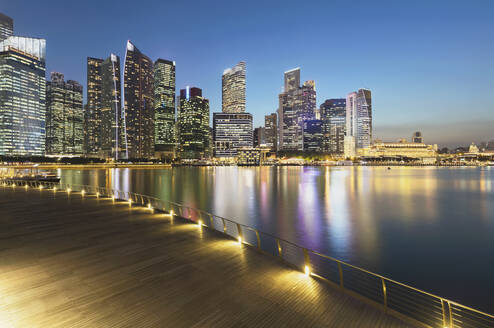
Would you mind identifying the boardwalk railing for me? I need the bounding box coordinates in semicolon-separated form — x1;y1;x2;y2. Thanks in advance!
2;178;493;328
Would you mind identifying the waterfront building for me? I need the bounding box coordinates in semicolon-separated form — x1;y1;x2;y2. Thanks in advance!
303;119;323;152
222;61;246;113
485;140;494;154
123;40;154;159
412;131;423;143
320;98;346;154
177;86;210;159
46;72;84;155
213;113;253;158
154;59;176;158
0;13;13;42
277;68;316;151
344;89;372;157
0;36;46;156
358;139;437;163
86;57;103;155
264;113;277;152
253;127;265;147
237;147;261;165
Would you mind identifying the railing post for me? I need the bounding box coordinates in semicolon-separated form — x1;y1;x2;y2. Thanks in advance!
236;224;242;243
441;299;447;328
277;239;282;258
381;278;387;312
338;262;344;289
222;218;226;233
303;248;310;274
209;214;214;229
448;301;454;328
255;230;261;250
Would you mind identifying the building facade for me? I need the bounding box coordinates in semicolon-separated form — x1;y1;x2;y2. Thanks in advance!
177;86;210;159
253;127;265;148
303;119;323;152
213;113;253;158
46;72;83;155
0;36;46;156
0;13;13;42
412;131;423;143
123;41;154;159
154;59;176;157
264;113;277;152
344;89;372;157
85;57;103;155
320;98;346;154
222;61;246;113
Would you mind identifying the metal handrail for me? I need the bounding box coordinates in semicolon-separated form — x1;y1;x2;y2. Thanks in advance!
2;178;493;328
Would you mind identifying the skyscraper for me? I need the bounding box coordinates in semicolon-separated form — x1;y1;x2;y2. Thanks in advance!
177;86;210;159
0;13;13;42
320;99;346;154
86;57;103;155
0;36;46;156
344;89;372;157
213;113;253;157
154;59;176;157
46;72;84;155
100;54;122;159
303;120;323;152
222;61;246;113
277;68;316;151
123;40;154;159
264;113;277;152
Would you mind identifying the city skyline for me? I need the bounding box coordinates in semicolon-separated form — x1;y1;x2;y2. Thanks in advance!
1;1;494;147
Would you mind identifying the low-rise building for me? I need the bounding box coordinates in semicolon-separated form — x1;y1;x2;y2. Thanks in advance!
359;139;438;163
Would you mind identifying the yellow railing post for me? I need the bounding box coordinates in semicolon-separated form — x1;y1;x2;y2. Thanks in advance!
303;248;310;275
255;230;261;250
222;218;226;233
382;278;387;312
209;214;214;228
277;239;282;258
338;262;344;289
448;301;454;328
237;224;242;244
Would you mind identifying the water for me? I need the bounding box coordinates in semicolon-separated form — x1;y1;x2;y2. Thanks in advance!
56;166;494;312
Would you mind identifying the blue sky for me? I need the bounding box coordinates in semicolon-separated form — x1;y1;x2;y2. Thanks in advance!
3;0;494;147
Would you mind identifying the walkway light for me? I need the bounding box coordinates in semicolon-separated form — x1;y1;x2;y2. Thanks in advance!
81;189;85;196
304;265;311;276
53;186;57;192
39;185;43;190
128;199;132;207
238;236;242;245
198;220;203;227
67;188;71;194
25;184;28;189
96;192;100;198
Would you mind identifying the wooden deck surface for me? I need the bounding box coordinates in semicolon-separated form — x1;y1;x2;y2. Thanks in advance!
0;186;416;327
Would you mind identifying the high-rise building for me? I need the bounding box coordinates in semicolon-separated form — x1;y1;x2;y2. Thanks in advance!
86;57;103;155
0;36;46;156
123;40;154;159
344;89;372;157
264;113;277;152
177;86;210;159
412;131;423;143
303;119;323;152
222;61;246;113
0;13;13;42
46;72;83;155
100;54;122;159
277;68;316;151
154;59;176;157
320;99;346;154
253;127;265;148
213;113;253;157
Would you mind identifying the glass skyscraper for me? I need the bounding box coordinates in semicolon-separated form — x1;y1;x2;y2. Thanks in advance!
264;113;277;152
177;86;210;159
213;113;253;158
0;36;46;156
0;13;13;42
222;61;246;113
344;89;372;157
86;57;103;155
320;98;346;154
46;72;84;155
154;59;176;157
124;41;154;159
303;119;323;152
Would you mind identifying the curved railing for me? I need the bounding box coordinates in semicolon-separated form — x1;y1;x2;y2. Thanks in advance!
2;178;493;328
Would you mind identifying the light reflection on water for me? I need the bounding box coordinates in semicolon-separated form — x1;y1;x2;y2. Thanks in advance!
55;166;494;312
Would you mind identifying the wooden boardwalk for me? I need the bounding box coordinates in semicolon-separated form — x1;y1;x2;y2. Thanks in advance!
0;187;415;327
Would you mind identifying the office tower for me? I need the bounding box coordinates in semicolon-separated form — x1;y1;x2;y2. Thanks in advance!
303;120;323;152
253;127;265;148
0;13;13;42
46;72;84;155
177;86;210;159
100;54;122;159
277;68;316;151
123;40;154;159
412;131;423;143
0;36;46;156
154;59;176;157
264;113;277;152
222;61;246;113
86;57;103;155
320;99;346;154
213;113;253;157
344;89;372;157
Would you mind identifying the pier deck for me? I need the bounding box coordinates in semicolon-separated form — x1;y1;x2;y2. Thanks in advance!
0;187;414;327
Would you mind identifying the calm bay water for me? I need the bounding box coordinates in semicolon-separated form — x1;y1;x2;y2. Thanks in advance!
57;166;494;312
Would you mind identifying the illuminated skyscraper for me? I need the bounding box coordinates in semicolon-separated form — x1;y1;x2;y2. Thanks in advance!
46;72;84;155
0;13;13;42
86;57;103;155
277;68;316;151
222;61;245;113
0;36;46;156
344;89;372;157
320;98;346;154
124;40;154;159
177;86;210;159
213;113;253;157
154;59;176;157
264;113;277;152
303;119;323;152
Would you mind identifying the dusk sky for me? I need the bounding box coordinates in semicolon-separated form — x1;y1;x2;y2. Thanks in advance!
3;0;493;147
